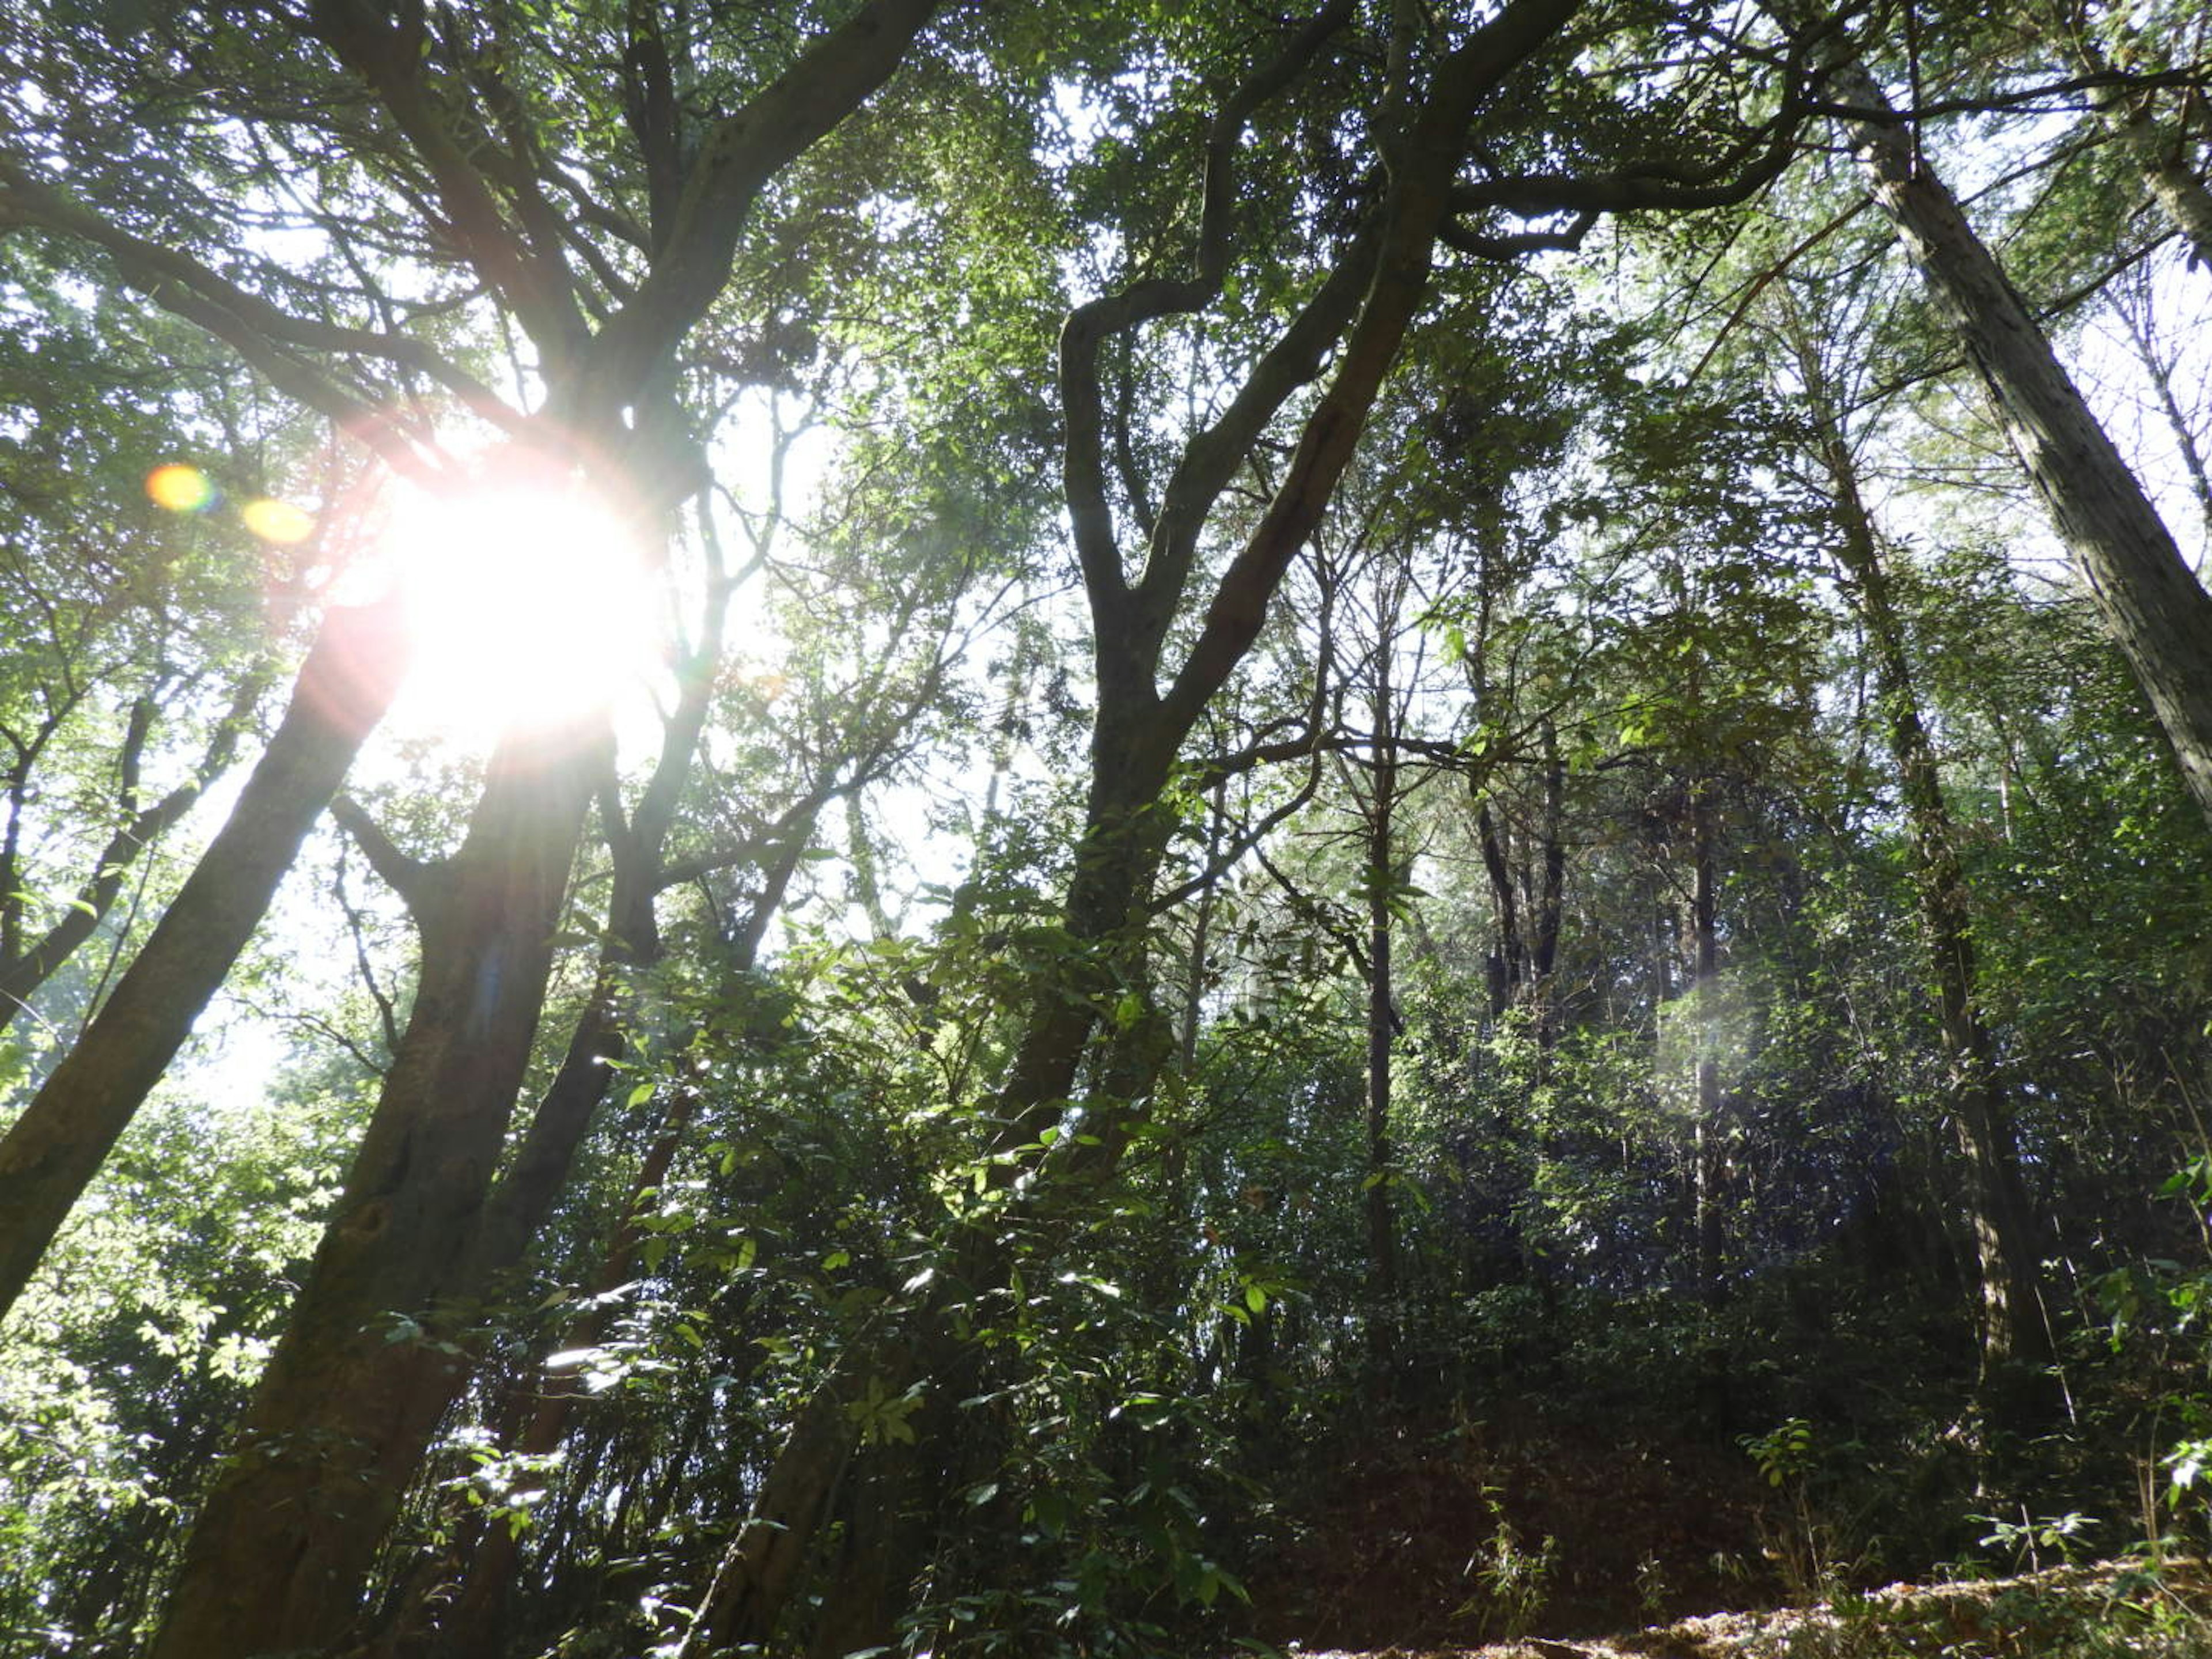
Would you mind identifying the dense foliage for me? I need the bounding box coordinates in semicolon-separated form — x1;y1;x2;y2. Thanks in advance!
3;0;2212;1654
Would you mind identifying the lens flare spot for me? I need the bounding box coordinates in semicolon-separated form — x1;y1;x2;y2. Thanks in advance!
241;498;316;544
146;463;215;513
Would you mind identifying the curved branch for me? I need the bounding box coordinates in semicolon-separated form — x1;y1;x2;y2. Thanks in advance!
1162;0;1589;739
1058;0;1359;635
305;0;589;363
329;793;440;914
0;156;515;423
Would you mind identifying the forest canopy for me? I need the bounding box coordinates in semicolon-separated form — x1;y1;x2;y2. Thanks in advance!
3;0;2212;1654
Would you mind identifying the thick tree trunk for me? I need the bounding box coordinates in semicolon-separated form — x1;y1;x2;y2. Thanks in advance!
1796;353;2052;1371
1834;58;2212;831
329;558;768;1654
150;718;601;1659
0;597;407;1323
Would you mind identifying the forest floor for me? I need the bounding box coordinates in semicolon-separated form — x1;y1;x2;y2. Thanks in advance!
1278;1559;2212;1658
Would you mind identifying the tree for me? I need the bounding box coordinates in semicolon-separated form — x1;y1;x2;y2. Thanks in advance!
0;270;283;1040
16;3;2212;1653
1766;280;2052;1376
5;0;949;1647
681;1;1827;1645
1811;34;2212;831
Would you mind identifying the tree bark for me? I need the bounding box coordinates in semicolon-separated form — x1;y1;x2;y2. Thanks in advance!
149;719;601;1659
0;596;407;1323
1832;55;2212;831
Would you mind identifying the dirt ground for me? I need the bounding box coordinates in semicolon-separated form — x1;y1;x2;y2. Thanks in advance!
1272;1559;2212;1658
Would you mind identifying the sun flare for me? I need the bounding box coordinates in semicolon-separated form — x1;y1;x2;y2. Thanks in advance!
380;474;658;741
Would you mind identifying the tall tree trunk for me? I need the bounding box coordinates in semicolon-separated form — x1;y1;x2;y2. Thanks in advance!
0;596;407;1323
1831;55;2212;831
1688;786;1726;1359
150;718;602;1659
1159;777;1228;1285
1530;722;1567;1048
1477;798;1525;1017
1791;327;2052;1371
1364;677;1400;1361
423;797;832;1655
1476;726;1565;1038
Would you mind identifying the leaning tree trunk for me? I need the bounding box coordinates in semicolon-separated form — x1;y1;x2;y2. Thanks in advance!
2058;22;2212;268
0;596;407;1323
0;664;270;1029
149;718;601;1659
1832;55;2212;831
426;817;834;1656
1791;321;2052;1373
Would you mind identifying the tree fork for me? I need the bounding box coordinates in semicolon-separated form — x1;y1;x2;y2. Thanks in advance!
683;0;1594;1638
150;718;604;1659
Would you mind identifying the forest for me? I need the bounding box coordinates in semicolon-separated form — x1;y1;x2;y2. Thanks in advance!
3;0;2212;1654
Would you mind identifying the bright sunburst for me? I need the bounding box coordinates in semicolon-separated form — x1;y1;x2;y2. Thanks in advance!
378;468;659;742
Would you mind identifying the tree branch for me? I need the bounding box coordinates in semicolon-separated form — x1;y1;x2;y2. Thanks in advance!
329;794;438;912
1058;0;1359;645
569;0;947;427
